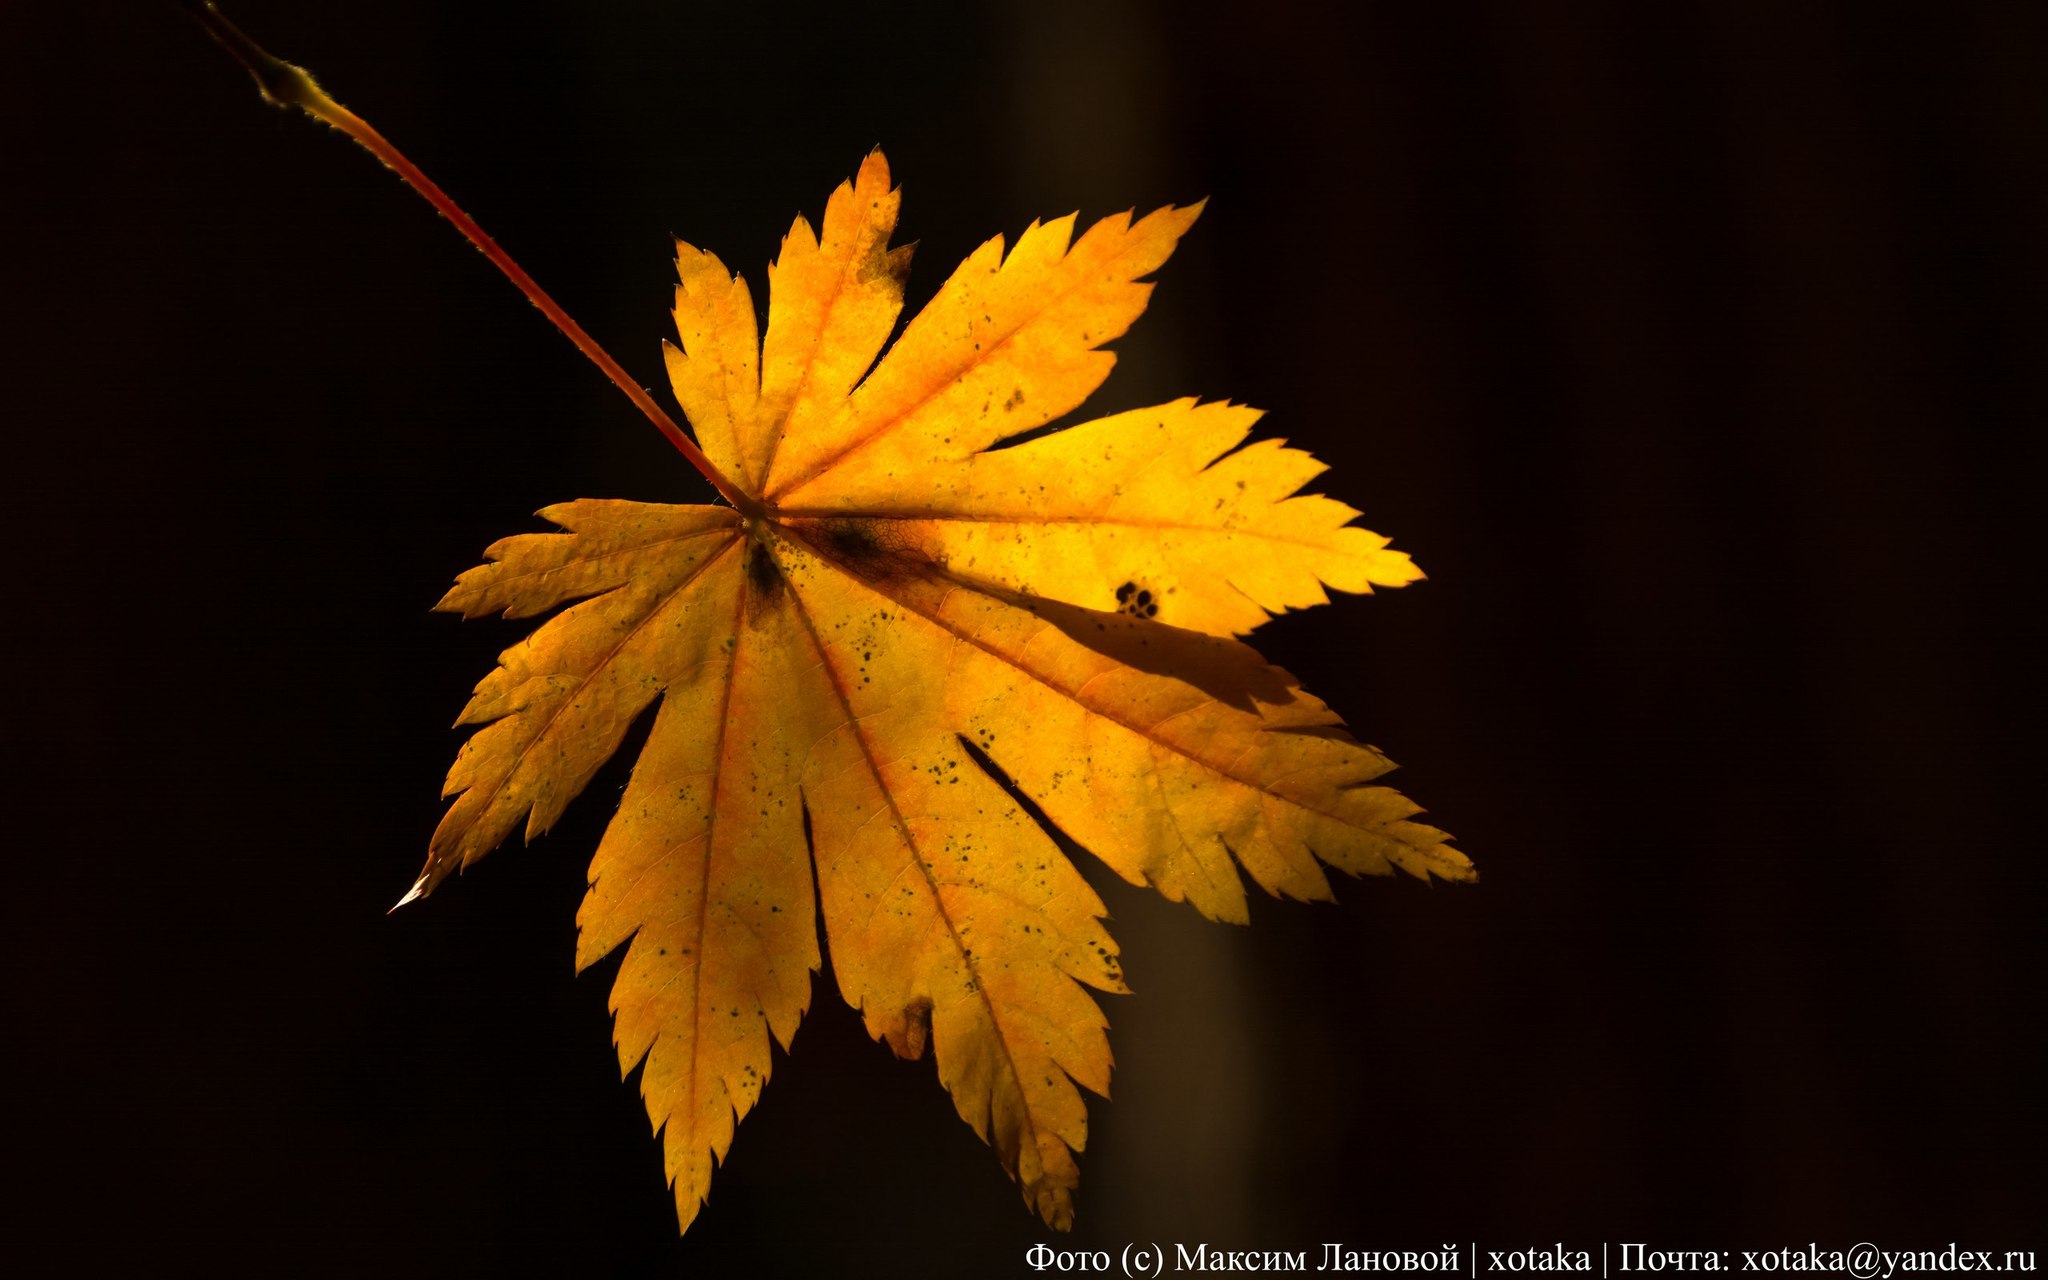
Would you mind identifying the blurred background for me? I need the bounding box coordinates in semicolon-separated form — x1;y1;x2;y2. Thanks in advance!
5;1;2042;1273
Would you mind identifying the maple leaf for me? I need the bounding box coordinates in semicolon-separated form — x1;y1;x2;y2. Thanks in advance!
402;151;1473;1234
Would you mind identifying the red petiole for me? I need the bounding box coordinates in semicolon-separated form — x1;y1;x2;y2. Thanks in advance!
178;1;763;520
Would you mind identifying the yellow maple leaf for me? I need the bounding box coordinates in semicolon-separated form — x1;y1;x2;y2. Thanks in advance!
399;151;1474;1234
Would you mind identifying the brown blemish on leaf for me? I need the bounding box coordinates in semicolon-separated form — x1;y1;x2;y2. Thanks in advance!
744;535;783;603
894;996;934;1060
787;516;943;584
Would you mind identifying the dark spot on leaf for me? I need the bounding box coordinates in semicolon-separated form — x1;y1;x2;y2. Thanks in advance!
745;539;782;600
795;517;942;583
897;997;934;1060
816;519;882;562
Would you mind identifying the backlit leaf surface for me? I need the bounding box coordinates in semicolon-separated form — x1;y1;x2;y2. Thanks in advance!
407;151;1472;1233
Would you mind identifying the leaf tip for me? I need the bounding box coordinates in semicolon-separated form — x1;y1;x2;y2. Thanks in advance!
389;874;430;914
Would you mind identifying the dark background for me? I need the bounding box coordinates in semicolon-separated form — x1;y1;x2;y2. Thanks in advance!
6;1;2042;1274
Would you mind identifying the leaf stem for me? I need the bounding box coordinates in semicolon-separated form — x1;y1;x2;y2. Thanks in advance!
177;1;762;517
